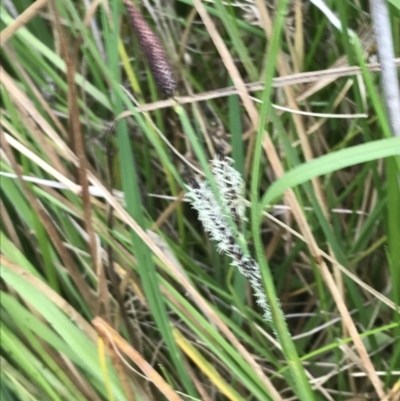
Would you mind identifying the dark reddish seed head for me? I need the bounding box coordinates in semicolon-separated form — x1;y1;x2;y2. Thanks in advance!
124;1;177;97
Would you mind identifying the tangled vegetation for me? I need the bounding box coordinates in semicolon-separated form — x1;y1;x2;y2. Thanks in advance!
1;1;400;400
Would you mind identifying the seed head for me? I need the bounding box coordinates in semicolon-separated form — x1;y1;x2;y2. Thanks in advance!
124;1;177;96
185;156;272;321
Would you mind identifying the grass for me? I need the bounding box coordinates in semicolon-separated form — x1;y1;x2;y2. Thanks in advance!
1;0;400;400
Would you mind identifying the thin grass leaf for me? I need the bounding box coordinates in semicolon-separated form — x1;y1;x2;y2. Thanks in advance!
261;137;400;207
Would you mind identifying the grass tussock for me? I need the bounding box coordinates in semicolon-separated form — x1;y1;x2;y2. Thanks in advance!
1;1;400;400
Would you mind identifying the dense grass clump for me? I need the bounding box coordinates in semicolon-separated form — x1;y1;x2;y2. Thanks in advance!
1;1;400;400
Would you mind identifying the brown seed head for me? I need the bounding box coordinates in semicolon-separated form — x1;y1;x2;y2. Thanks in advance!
124;1;177;97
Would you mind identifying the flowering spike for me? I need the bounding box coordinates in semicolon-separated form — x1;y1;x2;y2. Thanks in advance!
185;155;272;321
211;154;246;226
124;1;177;96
